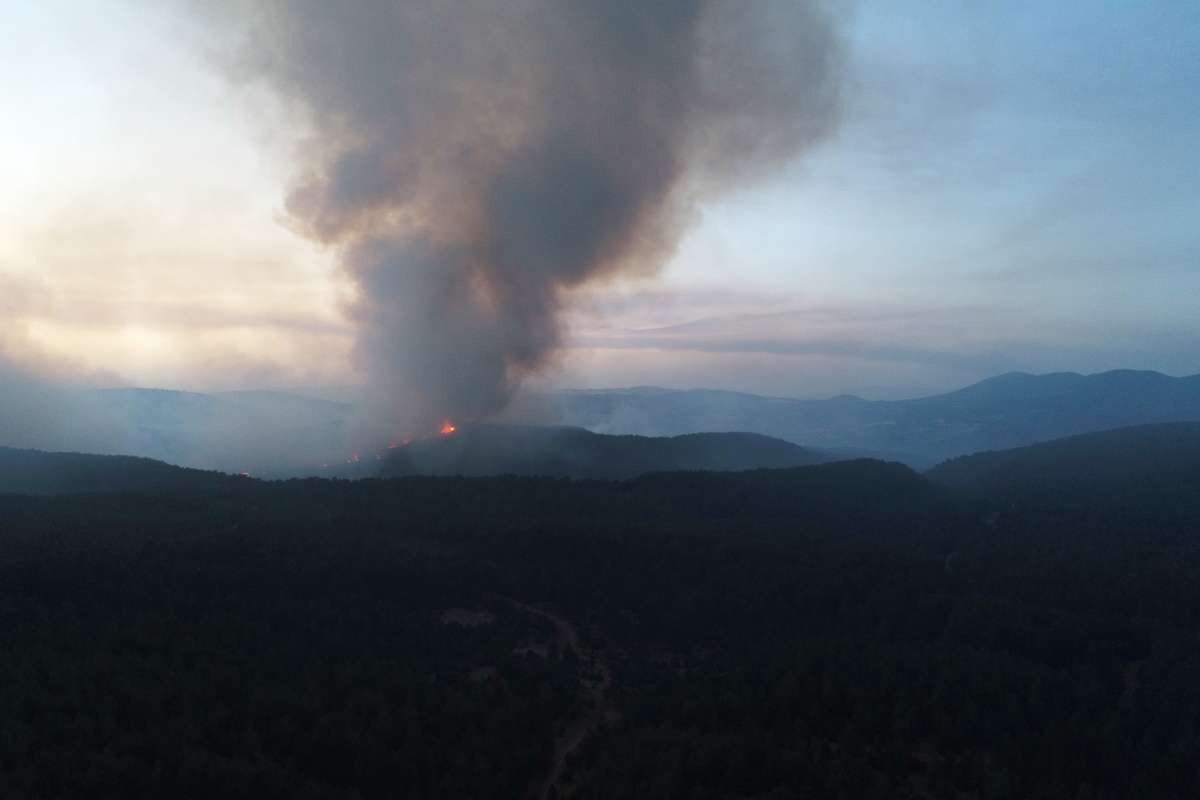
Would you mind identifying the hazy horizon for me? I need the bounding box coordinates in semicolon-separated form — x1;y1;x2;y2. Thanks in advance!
78;364;1200;408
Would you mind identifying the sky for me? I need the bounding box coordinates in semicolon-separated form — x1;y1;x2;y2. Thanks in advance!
2;0;1198;401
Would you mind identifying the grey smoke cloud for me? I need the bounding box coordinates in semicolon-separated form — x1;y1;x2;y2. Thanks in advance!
198;0;845;433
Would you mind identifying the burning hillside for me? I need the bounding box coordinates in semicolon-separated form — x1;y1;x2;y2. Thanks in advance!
377;424;835;481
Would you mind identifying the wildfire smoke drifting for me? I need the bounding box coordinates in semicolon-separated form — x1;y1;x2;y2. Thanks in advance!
193;0;845;439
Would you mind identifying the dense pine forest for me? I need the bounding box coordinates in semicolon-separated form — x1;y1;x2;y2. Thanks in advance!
1;425;1199;797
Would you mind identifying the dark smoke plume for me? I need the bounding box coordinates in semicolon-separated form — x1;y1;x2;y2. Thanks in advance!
199;0;844;434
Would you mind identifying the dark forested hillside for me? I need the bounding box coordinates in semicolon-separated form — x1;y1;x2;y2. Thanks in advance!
0;447;250;496
0;439;1199;797
927;422;1200;511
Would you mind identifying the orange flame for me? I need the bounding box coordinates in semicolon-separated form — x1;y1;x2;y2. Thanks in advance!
439;421;457;435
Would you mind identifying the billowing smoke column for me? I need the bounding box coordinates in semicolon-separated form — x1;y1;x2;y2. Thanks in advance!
202;0;843;433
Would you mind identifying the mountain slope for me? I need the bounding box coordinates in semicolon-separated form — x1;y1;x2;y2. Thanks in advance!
378;424;835;480
0;447;251;495
926;422;1200;510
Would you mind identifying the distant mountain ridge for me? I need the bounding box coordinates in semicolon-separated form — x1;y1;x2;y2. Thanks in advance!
546;369;1200;466
8;420;1200;518
7;369;1199;474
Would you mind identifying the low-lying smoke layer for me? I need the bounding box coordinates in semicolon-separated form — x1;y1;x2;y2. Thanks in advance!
200;0;844;434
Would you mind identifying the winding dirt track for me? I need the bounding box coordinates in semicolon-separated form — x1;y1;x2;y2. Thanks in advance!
508;600;618;800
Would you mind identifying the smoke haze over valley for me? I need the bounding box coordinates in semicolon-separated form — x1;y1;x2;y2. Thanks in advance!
2;369;1198;479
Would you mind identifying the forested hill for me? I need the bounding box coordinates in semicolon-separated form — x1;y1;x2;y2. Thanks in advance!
0;447;250;496
378;424;835;480
926;421;1200;511
1;437;1200;795
627;458;941;520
